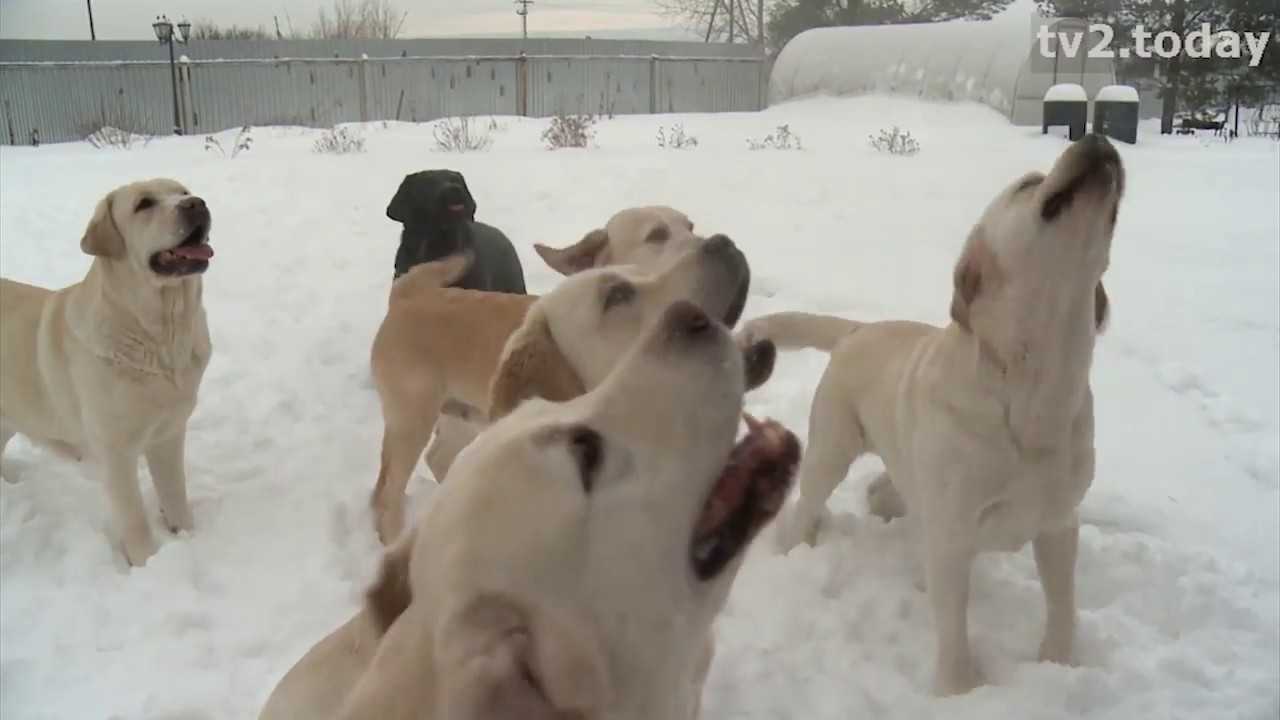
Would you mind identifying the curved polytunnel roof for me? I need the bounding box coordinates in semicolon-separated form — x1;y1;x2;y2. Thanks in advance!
768;7;1116;126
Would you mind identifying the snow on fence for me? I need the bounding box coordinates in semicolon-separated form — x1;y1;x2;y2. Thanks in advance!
0;54;766;145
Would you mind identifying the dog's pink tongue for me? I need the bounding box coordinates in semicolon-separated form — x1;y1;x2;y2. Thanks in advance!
172;244;214;260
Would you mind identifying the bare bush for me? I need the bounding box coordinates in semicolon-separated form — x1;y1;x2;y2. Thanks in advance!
188;19;274;40
747;124;802;151
657;123;699;149
868;126;921;156
313;126;367;154
543;113;596;150
433;116;494;152
86;126;153;150
205;126;254;158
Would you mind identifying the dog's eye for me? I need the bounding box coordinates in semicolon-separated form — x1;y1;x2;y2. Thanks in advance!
567;427;602;493
135;197;156;212
603;282;635;311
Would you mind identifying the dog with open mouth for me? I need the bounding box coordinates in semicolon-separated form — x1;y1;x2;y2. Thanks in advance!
260;301;796;720
385;169;526;295
0;178;214;566
743;134;1124;695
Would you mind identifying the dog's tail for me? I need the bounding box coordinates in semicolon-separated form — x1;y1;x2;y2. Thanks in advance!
389;252;473;303
738;312;860;353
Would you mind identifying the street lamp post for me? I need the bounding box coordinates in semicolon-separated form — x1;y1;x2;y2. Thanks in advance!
152;15;191;135
515;0;533;41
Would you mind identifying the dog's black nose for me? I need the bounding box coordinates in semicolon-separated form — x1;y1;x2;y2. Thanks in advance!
702;234;737;257
179;196;207;213
1078;133;1121;167
665;301;712;339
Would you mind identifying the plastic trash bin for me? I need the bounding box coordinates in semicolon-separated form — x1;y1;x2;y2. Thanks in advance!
1093;85;1140;144
1043;83;1088;141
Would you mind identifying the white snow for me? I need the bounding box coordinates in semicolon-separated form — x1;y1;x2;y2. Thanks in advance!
1096;85;1140;103
1;95;1278;719
1046;83;1089;102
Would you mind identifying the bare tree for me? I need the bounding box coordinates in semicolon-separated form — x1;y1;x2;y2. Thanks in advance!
188;19;274;40
310;0;408;39
656;0;766;44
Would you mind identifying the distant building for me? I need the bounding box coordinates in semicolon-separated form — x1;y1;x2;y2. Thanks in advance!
768;8;1118;126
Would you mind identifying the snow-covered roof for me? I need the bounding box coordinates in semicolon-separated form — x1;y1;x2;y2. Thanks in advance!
1095;84;1140;103
1045;83;1087;102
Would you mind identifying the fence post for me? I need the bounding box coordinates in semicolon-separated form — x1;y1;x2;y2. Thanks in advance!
358;53;370;123
178;54;192;134
757;56;765;112
649;55;658;114
516;52;529;117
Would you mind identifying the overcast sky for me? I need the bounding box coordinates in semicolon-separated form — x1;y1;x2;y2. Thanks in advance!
0;0;696;40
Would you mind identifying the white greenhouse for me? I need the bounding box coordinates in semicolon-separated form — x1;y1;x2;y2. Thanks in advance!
768;9;1117;126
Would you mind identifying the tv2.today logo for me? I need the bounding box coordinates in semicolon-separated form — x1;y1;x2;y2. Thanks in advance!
1037;22;1273;68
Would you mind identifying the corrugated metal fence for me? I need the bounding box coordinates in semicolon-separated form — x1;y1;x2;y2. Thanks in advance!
0;54;765;145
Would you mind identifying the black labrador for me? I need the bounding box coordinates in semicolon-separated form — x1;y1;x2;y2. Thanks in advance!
386;169;526;294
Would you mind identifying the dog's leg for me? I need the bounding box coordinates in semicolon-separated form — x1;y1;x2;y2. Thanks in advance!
372;400;441;545
100;452;157;566
145;427;195;534
1033;522;1079;665
924;525;982;696
425;414;479;482
689;633;715;719
775;370;862;552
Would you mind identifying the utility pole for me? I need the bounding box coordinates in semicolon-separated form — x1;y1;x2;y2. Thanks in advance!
515;0;534;41
86;0;97;40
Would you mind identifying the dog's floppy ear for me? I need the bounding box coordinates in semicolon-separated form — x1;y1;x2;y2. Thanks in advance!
80;192;125;258
950;256;981;332
435;594;610;720
454;171;478;220
386;174;417;224
534;229;610;276
1094;281;1110;333
949;234;1001;332
488;306;586;419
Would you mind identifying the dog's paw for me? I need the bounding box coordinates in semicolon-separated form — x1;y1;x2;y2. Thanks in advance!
1038;627;1075;666
121;527;159;567
161;504;195;534
866;472;906;521
773;501;821;553
933;657;985;697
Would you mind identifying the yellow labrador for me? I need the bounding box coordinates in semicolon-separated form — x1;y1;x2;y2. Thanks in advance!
743;135;1122;695
260;301;797;720
0;179;214;566
369;211;766;544
532;205;703;275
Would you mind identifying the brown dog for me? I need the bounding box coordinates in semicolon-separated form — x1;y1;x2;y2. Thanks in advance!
368;207;772;544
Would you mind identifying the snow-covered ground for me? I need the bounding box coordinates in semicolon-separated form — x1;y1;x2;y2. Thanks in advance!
1;96;1276;719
